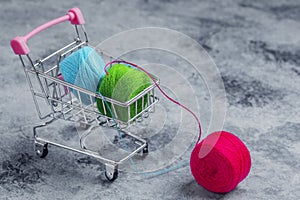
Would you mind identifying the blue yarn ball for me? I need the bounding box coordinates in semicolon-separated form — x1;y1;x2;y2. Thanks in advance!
60;46;105;105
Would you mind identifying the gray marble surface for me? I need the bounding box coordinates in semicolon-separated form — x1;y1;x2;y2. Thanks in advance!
0;0;300;199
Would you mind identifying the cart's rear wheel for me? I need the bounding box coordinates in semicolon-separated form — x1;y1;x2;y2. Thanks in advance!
142;143;149;154
105;169;118;181
35;142;48;158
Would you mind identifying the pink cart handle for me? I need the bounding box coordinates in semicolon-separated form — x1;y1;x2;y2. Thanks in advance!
11;7;85;55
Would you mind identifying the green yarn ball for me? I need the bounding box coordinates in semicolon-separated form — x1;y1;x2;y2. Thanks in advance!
97;63;151;122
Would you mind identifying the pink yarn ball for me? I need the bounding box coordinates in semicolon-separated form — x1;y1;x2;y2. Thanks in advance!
190;131;251;193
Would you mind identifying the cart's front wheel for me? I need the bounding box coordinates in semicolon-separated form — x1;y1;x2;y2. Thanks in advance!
105;169;118;181
35;142;48;158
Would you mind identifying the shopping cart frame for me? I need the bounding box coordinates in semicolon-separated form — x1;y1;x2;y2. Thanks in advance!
11;7;159;181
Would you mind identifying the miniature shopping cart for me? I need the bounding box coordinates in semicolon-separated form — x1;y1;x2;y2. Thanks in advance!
10;8;159;181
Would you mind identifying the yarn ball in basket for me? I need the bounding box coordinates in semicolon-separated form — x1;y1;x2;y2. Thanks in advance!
60;46;105;105
97;63;151;122
190;131;251;193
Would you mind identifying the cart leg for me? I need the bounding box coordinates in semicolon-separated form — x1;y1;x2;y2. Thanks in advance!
33;119;55;158
105;163;118;181
134;140;149;156
34;140;48;158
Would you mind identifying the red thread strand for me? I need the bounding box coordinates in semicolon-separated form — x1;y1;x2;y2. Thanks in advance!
104;60;202;143
103;61;251;194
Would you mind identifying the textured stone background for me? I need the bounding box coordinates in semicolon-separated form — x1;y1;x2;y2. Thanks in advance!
0;0;300;199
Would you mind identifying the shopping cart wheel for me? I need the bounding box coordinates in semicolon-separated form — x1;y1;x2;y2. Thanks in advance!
105;170;118;181
35;142;48;158
105;164;118;181
142;143;149;154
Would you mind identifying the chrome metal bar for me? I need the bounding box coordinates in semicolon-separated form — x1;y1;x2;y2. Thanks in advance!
20;55;44;119
44;65;58;74
35;136;117;165
118;142;146;164
128;105;130;122
38;41;78;65
60;41;86;58
28;69;159;108
101;99;107;116
135;100;138;116
75;25;80;39
124;131;147;144
80;25;88;43
142;95;144;110
110;103;118;120
33;118;57;138
127;96;159;123
26;55;56;119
